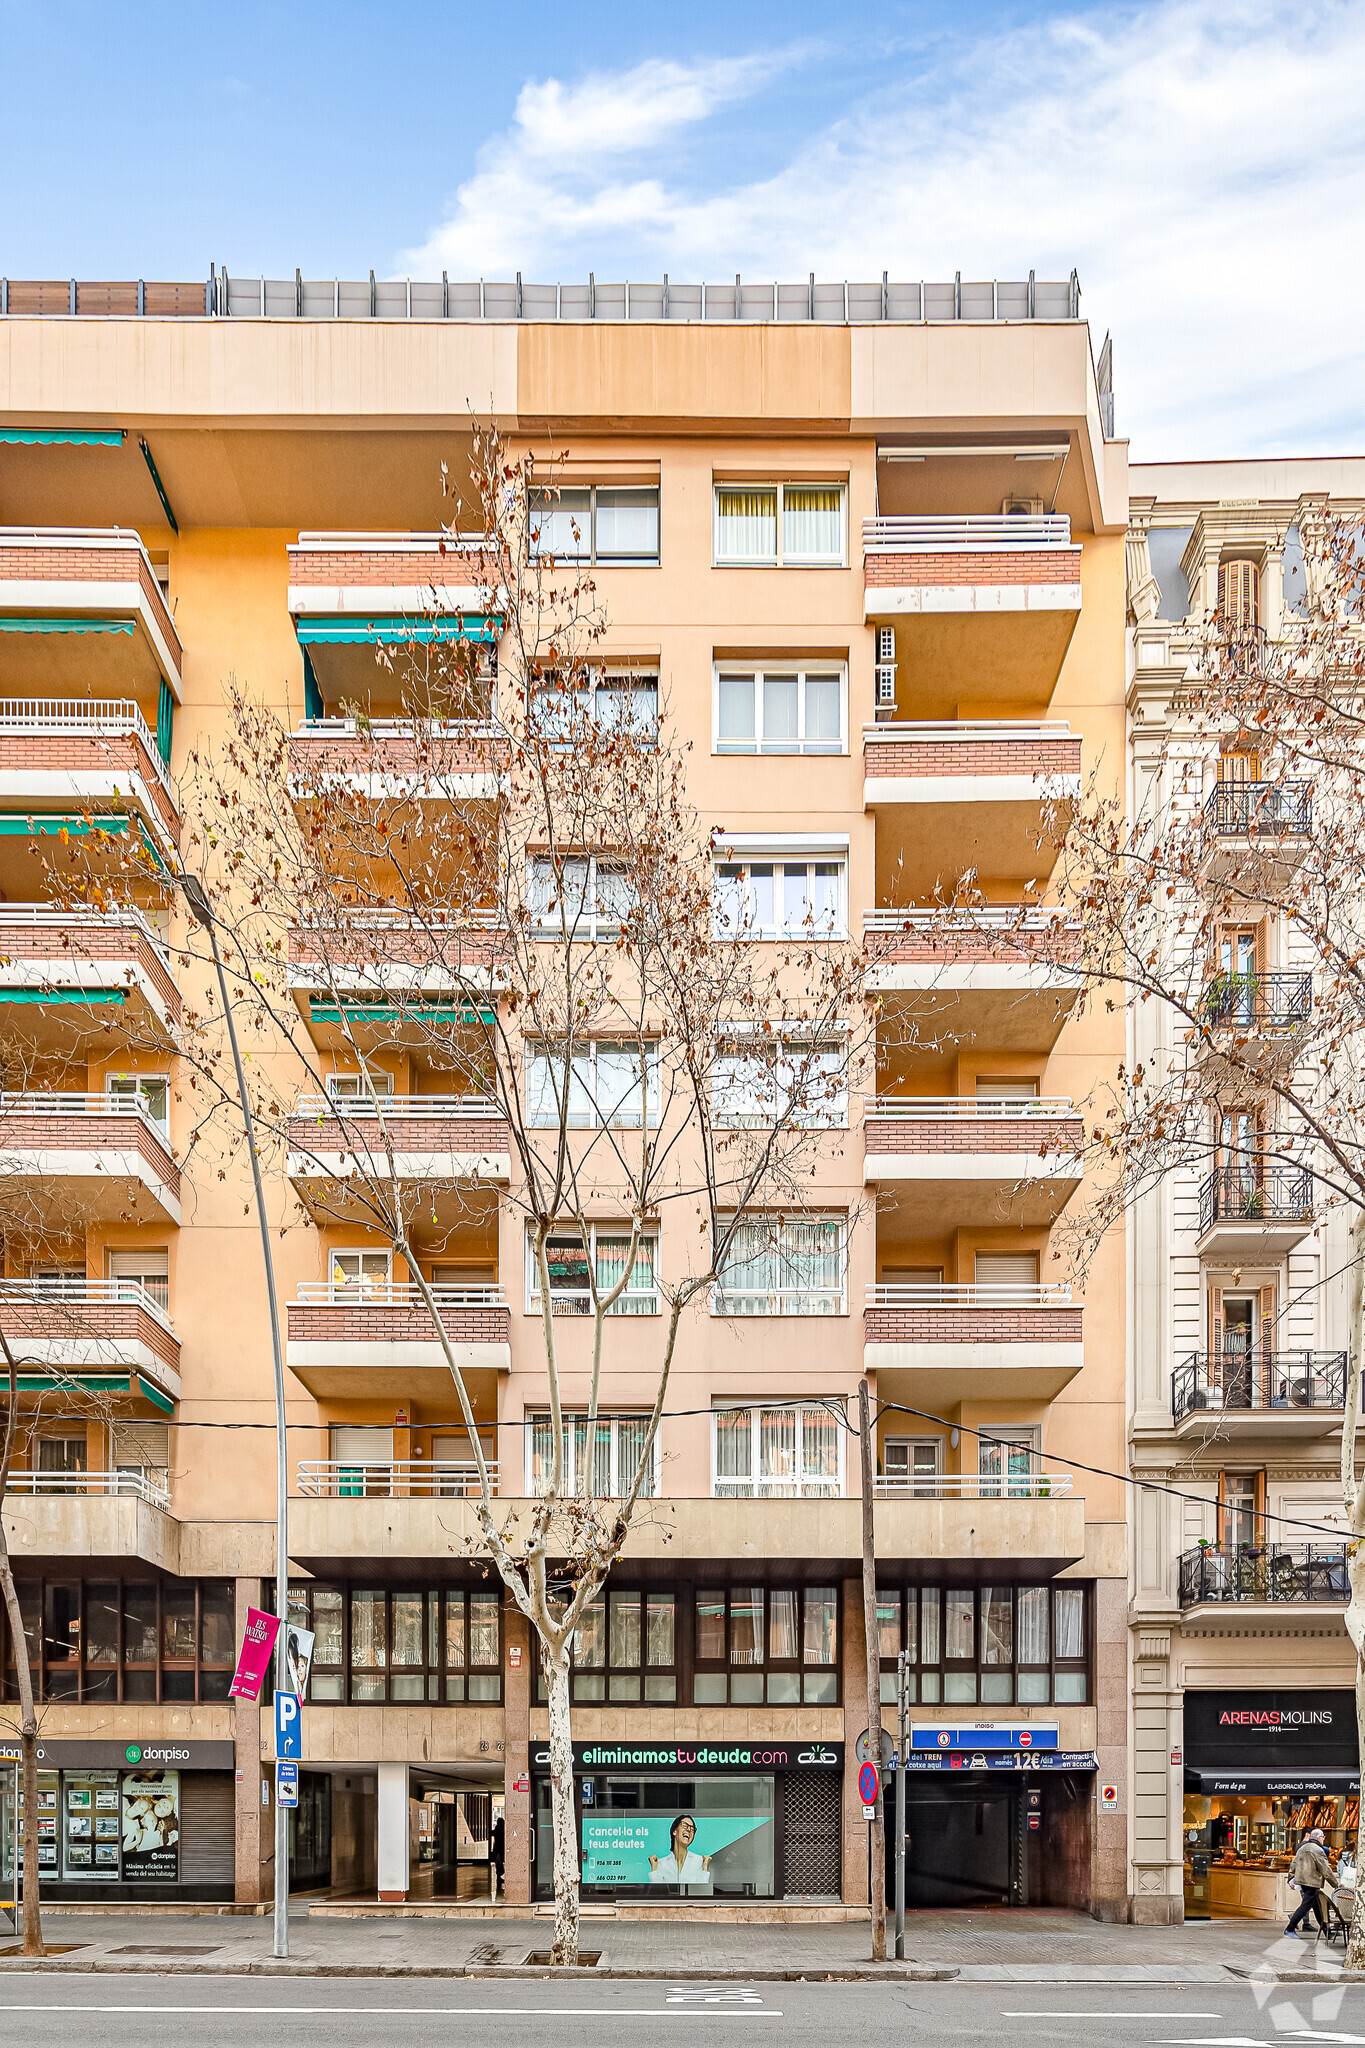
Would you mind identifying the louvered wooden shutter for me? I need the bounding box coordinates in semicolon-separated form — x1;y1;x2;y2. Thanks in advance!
1208;1284;1224;1355
1220;559;1261;626
1260;1282;1276;1360
1255;921;1268;980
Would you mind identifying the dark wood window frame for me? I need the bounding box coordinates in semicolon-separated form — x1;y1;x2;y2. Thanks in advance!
2;1577;235;1705
876;1582;1091;1708
288;1581;503;1706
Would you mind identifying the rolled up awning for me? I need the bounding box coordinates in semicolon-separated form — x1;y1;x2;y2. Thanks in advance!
297;615;497;646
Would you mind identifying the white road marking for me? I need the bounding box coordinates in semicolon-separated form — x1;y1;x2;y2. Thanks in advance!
1002;2016;1223;2022
0;2005;784;2020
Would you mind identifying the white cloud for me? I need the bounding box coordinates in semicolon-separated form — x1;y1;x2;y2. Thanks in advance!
399;1;1365;457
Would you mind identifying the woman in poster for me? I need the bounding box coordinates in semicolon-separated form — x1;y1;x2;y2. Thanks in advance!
648;1814;713;1888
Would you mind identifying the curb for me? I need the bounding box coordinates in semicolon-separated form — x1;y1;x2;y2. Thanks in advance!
0;1959;960;1981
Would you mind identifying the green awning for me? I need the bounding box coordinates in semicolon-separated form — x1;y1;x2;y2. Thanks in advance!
0;429;125;447
310;1002;496;1025
3;1370;174;1409
0;989;127;1006
136;1374;176;1414
0;813;132;836
297;615;497;646
0;617;134;636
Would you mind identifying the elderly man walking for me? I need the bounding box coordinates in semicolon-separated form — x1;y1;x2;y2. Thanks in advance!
1286;1829;1337;1937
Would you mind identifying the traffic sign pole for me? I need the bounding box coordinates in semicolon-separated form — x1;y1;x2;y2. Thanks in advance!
894;1649;908;1960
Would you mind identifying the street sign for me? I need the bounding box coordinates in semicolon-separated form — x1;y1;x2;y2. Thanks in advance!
276;1761;298;1809
855;1727;895;1766
1100;1783;1119;1810
862;1805;876;1821
858;1761;880;1807
275;1690;302;1761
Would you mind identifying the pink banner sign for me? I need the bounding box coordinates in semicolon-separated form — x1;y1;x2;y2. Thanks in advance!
229;1607;280;1703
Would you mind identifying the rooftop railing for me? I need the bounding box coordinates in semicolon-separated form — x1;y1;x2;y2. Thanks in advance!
1;272;1085;325
1179;1541;1348;1607
862;514;1073;552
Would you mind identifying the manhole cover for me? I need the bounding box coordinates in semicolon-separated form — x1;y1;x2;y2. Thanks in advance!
523;1950;602;1968
110;1945;220;1956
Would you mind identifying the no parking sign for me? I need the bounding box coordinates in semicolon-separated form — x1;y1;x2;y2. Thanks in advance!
858;1760;880;1812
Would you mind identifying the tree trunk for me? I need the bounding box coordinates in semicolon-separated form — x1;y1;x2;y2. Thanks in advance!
1342;1209;1365;1969
545;1648;581;1966
0;1561;41;1955
859;1377;886;1961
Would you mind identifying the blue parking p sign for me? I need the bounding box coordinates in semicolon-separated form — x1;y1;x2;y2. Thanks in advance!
275;1690;302;1761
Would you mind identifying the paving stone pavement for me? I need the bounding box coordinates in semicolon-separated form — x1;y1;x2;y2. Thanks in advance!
0;1905;1350;1980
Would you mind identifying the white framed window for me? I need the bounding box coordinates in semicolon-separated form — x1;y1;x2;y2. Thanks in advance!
714;666;846;755
527;1413;659;1497
327;1071;395;1105
531;670;659;744
329;1249;392;1299
882;1438;943;1496
107;1073;168;1133
713;484;845;567
713;1035;847;1129
977;1425;1041;1498
712;854;846;939
107;1248;170;1314
529;485;660;566
713;1213;846;1316
711;1401;845;1497
526;1226;659;1316
528;854;635;940
527;1040;659;1129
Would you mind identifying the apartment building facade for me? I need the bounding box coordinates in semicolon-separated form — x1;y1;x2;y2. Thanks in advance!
0;275;1130;1915
1126;457;1365;1924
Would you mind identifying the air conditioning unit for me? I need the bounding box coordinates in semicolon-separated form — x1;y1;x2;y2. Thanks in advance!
876;627;896;664
1001;494;1044;518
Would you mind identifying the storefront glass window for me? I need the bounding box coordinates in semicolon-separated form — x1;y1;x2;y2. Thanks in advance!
577;1773;777;1898
122;1586;157;1701
880;1582;1090;1706
350;1590;386;1700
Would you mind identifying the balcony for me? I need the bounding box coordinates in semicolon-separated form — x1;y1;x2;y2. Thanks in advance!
862;1096;1083;1231
1179;1542;1348;1612
864;908;1081;1059
862;515;1082;705
297;1457;495;1499
1201;971;1312;1033
873;1471;1073;1499
1172;1351;1345;1438
285;1281;511;1397
864;1281;1084;1403
287;532;497;706
7;1466;170;1510
0;698;180;857
288;912;502;1051
287;717;504;805
0;1091;180;1225
0;905;180;1051
0;1277;180;1407
1200;779;1313;882
1196;1160;1313;1257
862;723;1081;892
286;1095;511;1224
0;528;182;700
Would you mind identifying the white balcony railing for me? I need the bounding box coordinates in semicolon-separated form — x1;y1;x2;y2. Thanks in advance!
862;514;1073;552
297;1459;495;1498
6;1467;171;1509
294;716;496;740
0;697;177;806
0;903;173;970
0;1276;173;1332
293;1281;507;1310
0;1090;171;1142
864;1095;1075;1120
861;905;1075;935
298;1093;505;1121
874;1472;1073;1499
293;531;492;554
862;718;1075;744
866;1282;1074;1309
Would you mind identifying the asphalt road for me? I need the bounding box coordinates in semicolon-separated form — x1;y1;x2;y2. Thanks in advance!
0;1977;1363;2046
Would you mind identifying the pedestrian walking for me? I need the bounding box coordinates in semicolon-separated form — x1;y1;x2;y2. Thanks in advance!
1286;1828;1336;1937
490;1812;505;1900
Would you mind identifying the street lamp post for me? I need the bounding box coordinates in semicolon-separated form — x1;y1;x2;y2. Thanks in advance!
181;876;290;1960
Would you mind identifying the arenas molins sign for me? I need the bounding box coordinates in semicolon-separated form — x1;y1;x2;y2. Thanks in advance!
1184;1690;1358;1795
532;1742;845;1774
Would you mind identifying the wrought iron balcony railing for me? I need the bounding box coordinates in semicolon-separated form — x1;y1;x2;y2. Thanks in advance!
1172;1350;1346;1422
1198;1161;1313;1236
1201;972;1312;1029
1179;1542;1348;1607
1203;779;1312;839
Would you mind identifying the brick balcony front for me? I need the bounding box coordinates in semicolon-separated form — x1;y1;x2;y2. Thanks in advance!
0;907;181;1042
0;1280;181;1401
863;724;1082;788
0;702;181;847
0;528;183;697
864;1284;1084;1403
862;1101;1083;1229
287;720;505;802
285;1285;511;1397
0;1094;181;1224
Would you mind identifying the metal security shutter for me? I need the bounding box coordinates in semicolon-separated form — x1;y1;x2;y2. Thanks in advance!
781;1771;841;1898
179;1772;236;1886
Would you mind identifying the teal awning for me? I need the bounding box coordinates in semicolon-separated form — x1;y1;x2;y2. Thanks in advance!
0;617;134;637
0;813;132;836
0;429;125;447
0;989;127;1006
297;615;497;646
136;1374;176;1414
310;1002;496;1025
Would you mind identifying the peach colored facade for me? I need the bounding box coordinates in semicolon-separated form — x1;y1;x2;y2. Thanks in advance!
0;295;1130;1916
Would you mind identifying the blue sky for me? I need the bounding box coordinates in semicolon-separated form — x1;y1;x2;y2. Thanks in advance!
4;0;1363;460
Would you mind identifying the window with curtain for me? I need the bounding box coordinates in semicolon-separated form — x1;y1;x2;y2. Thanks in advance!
712;1037;847;1129
694;1585;839;1704
710;1400;844;1495
713;484;845;566
539;1587;675;1704
526;1040;659;1129
713;1216;846;1316
878;1583;1089;1707
526;1412;658;1498
527;855;636;940
714;667;845;754
527;1226;658;1316
712;856;845;939
529;485;659;567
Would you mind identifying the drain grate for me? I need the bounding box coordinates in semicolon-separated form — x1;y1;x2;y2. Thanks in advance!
110;1945;221;1956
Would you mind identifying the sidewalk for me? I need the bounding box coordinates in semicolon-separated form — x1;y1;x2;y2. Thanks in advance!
0;1906;1353;1982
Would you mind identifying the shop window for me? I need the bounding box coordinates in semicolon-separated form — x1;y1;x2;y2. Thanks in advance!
693;1584;839;1705
879;1582;1090;1707
289;1582;501;1705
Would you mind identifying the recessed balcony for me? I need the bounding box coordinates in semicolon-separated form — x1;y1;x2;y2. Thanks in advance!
1200;779;1313;883
287;716;504;805
862;1096;1083;1231
864;1281;1084;1403
287;912;502;1052
1196;1160;1314;1257
0;1090;180;1225
0;905;180;1051
286;1094;512;1224
1179;1542;1348;1612
0;1277;179;1408
863;514;1082;706
284;1280;511;1397
287;531;497;706
864;907;1081;1046
0;698;180;861
296;1455;496;1499
0;528;182;700
862;722;1081;893
1171;1350;1345;1439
